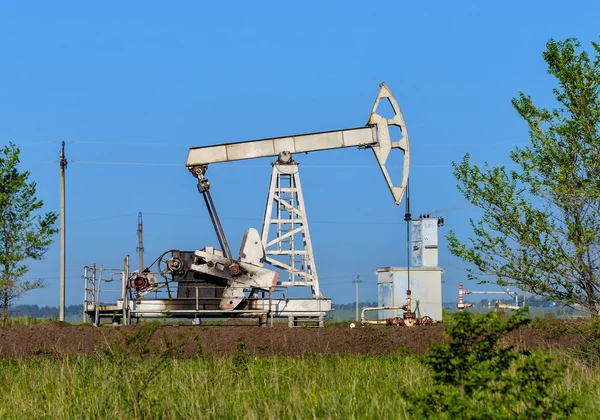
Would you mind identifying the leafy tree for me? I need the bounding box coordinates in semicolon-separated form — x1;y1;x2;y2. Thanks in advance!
0;142;58;325
448;38;600;315
405;309;576;419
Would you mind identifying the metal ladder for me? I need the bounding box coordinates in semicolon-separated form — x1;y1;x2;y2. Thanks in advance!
83;263;129;326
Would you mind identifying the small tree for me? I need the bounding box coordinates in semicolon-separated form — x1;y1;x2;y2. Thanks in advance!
0;142;58;324
405;309;576;418
448;38;600;315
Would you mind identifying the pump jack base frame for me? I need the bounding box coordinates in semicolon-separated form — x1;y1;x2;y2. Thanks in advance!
85;297;331;328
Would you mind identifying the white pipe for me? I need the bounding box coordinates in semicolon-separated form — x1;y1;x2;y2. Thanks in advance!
360;306;407;325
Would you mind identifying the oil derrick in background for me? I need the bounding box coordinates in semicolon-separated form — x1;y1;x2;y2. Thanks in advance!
137;212;144;271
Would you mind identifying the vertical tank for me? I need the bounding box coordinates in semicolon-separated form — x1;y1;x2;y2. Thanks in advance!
376;267;443;321
377;216;444;321
377;271;395;319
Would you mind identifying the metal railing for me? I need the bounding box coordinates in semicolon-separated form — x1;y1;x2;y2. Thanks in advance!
82;253;333;327
83;255;282;325
83;256;130;326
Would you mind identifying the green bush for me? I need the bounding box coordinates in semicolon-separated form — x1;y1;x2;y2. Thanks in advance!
405;308;576;419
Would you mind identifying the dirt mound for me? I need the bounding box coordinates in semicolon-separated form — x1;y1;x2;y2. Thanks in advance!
0;322;590;358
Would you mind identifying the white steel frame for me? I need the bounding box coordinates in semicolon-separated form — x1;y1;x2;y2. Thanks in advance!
261;163;321;297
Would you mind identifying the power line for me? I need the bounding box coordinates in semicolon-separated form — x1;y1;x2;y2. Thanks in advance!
21;275;81;281
15;139;527;148
71;160;183;167
72;161;405;168
419;142;527;148
70;213;138;224
72;209;474;226
321;279;376;285
29;161;444;168
143;212;407;226
321;280;356;285
68;141;175;146
319;275;375;283
54;201;474;227
68;211;416;226
66;161;519;169
25;160;521;169
64;161;458;169
16;140;175;146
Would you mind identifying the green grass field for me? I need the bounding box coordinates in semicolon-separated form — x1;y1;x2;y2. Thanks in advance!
0;350;598;419
2;312;600;418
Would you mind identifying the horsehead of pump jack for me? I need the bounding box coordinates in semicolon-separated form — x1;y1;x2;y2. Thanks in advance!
185;82;410;301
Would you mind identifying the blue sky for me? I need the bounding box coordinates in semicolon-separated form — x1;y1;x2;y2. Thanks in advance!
1;1;599;306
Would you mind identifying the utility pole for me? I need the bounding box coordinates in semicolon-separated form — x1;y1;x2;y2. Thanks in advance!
59;141;67;322
353;275;362;321
137;212;144;271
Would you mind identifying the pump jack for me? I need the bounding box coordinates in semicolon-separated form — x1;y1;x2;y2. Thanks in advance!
84;83;411;327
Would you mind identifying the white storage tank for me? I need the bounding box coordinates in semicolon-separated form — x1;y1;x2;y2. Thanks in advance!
377;216;444;321
377;266;443;321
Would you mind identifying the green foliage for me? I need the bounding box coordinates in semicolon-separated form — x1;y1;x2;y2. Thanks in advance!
98;322;186;417
405;309;576;418
232;339;249;373
448;38;600;314
0;142;58;324
192;335;205;360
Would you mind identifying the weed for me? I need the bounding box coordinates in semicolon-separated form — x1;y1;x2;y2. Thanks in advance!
192;335;205;360
3;316;56;326
394;347;414;357
98;322;186;417
232;339;249;373
32;347;53;356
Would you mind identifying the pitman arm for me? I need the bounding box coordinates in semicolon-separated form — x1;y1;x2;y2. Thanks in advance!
186;82;410;206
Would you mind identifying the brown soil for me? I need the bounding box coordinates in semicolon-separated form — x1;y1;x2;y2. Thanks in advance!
0;321;590;358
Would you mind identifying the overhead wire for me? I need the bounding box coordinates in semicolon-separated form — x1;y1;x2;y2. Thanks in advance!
317;274;376;282
70;161;182;167
71;213;138;224
16;137;524;172
16;138;523;170
22;161;458;168
26;160;522;169
320;279;377;286
68;204;471;226
142;212;412;226
20;275;81;281
15;139;526;148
